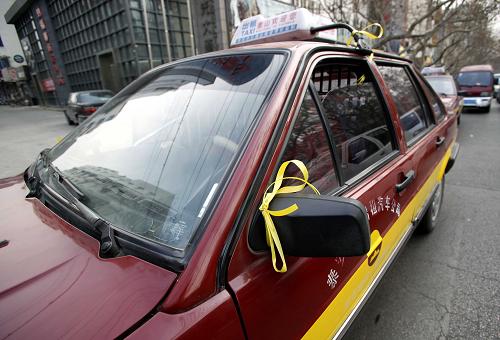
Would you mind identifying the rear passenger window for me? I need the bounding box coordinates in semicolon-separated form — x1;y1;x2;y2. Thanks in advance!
313;61;396;182
281;89;339;194
377;65;429;143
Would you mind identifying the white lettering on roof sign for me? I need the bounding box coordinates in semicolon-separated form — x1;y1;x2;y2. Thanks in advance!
230;8;336;47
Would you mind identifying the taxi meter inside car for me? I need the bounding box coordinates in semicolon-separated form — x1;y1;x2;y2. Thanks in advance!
0;9;459;340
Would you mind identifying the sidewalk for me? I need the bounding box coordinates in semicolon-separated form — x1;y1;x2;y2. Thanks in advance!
1;104;64;112
0;105;73;178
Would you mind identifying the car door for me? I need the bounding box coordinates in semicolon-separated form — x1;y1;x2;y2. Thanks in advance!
376;62;450;225
226;54;419;339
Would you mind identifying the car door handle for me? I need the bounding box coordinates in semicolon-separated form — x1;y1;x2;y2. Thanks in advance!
396;170;415;193
436;136;446;147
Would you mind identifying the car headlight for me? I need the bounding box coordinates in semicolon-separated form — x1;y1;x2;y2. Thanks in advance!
480;92;490;97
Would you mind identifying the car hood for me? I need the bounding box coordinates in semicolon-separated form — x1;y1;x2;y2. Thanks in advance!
0;175;177;339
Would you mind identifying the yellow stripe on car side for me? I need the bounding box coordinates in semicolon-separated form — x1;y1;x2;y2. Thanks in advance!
302;146;453;340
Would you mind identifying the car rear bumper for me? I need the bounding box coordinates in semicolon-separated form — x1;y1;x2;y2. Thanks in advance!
462;97;491;107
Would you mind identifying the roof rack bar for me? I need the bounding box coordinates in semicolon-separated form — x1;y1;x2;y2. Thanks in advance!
310;23;360;45
308;38;373;56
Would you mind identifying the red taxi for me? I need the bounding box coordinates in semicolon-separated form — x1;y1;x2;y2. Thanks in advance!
0;9;459;340
425;74;463;124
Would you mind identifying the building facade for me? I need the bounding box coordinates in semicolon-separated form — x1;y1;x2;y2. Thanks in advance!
6;0;195;106
6;0;323;106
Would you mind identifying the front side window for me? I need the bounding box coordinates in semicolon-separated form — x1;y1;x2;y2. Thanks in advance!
46;53;285;254
377;65;429;144
314;61;395;181
281;89;339;194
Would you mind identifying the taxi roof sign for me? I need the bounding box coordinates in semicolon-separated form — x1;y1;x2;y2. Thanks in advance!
230;8;336;47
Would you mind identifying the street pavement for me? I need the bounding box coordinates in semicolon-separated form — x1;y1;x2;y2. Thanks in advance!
344;102;500;339
0;105;72;178
0;102;499;339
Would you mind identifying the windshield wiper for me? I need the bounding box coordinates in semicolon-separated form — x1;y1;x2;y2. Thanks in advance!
26;148;50;198
27;148;122;258
64;191;123;258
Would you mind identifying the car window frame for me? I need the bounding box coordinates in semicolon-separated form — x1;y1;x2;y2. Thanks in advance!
309;56;400;189
376;61;436;148
277;54;402;194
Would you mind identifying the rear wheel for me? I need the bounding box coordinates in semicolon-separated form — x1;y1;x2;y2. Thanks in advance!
419;177;445;234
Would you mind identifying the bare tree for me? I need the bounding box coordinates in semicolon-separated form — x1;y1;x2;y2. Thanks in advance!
318;0;500;71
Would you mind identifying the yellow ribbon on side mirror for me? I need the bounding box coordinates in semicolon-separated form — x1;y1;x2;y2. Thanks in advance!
259;160;320;273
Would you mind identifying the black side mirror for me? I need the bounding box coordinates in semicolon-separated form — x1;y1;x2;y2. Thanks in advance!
249;194;371;257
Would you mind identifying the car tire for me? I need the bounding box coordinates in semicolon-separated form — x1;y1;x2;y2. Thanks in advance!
418;177;445;234
64;110;76;125
457;115;460;125
497;96;500;104
484;105;491;113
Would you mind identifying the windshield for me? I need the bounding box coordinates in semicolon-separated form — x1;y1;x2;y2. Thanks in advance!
457;71;492;86
77;91;113;104
46;53;285;254
427;77;457;95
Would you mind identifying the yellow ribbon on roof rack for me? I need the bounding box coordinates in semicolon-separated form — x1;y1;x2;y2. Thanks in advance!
259;160;320;273
346;23;384;48
347;23;384;85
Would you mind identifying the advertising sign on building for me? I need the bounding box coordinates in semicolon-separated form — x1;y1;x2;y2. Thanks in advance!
1;68;11;81
13;54;24;63
20;37;34;69
36;7;65;86
0;67;18;82
16;67;26;80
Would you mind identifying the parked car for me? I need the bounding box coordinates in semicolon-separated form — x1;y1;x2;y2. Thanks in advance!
0;10;459;340
494;73;500;102
456;64;494;112
425;74;463;124
63;90;114;125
